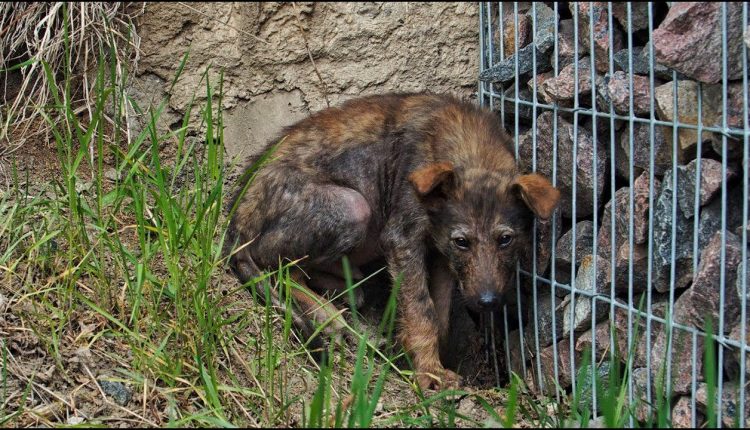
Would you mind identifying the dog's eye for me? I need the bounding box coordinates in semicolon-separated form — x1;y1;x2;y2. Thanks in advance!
453;237;470;250
498;234;513;248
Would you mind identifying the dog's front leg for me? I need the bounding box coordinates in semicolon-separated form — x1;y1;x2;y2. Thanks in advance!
385;239;460;391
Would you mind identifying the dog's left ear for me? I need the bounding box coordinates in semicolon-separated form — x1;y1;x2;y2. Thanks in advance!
512;174;560;222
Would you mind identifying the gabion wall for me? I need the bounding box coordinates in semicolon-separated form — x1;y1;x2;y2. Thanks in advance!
478;2;750;427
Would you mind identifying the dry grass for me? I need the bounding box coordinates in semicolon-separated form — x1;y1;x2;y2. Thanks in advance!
0;2;144;162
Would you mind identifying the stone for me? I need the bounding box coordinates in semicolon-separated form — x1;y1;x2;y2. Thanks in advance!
684;231;743;334
746;25;750;49
653;2;746;84
616;171;658;245
502;83;534;121
517;112;607;218
606;71;653;115
736;258;750;307
662;82;743;159
613;47;643;75
528;71;556;106
633;172;659;242
614;44;675;80
575;320;612;363
479;43;551;83
528;2;557;54
619;122;672;176
652;169;695;292
614;130;643;181
575;300;667;367
502;13;532;55
671;396;697;428
538;57;595;103
735;224;750;242
654;80;713;157
104;167;121;182
67;416;86;426
563;255;611;334
631;301;669;369
650;295;703;394
98;380;132;406
712;136;744;161
554;220;594;286
611;2;650;32
613;241;649;294
595;70;613;111
694;382;750;428
574;309;631;364
698;184;748;253
582;112;624;146
75;181;92;194
639;42;681;80
525;289;565;348
574;362;611;411
630;367;656;422
700;82;750;131
727;323;750;379
597;187;629;260
557;19;588;68
570;2;624;73
676;158;737;218
538;338;574;395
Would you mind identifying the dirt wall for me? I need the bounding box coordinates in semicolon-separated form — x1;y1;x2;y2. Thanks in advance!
130;2;479;163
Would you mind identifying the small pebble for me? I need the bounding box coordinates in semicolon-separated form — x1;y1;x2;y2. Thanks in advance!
98;379;132;406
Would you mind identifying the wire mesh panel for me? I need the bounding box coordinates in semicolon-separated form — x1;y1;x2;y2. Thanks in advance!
478;2;750;426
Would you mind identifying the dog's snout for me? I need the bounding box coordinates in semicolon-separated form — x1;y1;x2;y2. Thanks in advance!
478;292;499;310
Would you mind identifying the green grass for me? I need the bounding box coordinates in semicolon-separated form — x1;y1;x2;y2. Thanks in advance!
0;13;731;428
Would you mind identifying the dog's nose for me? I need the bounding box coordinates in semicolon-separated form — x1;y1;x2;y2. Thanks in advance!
478;292;499;310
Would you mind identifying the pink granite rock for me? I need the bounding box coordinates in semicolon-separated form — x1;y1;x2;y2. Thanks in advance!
653;2;746;84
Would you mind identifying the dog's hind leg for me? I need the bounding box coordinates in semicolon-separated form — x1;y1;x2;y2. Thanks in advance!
229;178;372;352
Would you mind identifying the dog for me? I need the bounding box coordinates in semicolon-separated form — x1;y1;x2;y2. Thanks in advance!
226;92;560;390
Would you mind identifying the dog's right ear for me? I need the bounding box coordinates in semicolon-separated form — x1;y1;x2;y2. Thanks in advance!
409;162;455;199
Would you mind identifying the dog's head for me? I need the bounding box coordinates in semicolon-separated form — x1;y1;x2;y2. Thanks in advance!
409;162;559;312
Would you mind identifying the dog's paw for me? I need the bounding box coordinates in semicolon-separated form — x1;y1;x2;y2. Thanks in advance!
416;367;462;392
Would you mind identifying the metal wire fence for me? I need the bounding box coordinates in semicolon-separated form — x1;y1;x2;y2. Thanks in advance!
478;2;749;426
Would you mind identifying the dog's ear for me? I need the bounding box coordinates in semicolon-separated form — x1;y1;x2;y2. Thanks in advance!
409;162;455;198
512;173;560;222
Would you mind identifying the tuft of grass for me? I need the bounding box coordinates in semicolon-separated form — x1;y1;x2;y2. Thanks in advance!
0;2;142;166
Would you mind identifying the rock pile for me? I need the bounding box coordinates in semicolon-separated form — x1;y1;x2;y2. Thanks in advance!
485;2;749;425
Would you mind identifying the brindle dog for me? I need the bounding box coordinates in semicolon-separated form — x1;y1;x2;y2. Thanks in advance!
226;93;560;390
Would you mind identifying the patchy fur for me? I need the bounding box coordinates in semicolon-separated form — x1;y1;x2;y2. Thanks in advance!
225;93;560;391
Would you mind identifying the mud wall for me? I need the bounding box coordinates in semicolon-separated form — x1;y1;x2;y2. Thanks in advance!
129;2;479;163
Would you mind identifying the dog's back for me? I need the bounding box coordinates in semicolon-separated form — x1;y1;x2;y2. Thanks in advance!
228;93;518;240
